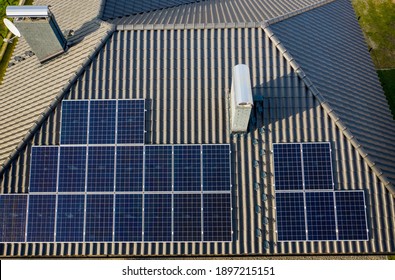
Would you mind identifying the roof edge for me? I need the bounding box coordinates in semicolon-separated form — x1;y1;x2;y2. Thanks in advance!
260;23;395;196
116;22;261;31
0;22;116;177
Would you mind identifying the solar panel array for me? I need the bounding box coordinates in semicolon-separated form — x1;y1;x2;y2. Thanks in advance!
273;143;368;242
0;99;232;243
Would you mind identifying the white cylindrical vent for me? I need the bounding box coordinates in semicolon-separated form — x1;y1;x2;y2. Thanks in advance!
231;64;254;132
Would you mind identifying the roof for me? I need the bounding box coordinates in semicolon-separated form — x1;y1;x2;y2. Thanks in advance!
0;0;394;257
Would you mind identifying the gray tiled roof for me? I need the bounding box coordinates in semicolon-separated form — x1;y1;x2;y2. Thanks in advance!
271;0;395;187
0;0;394;256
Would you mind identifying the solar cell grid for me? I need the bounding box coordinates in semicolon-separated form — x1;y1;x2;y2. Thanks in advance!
117;100;145;144
89;100;116;144
203;193;232;241
29;147;58;193
273;143;303;191
144;146;172;191
58;146;86;192
0;195;27;242
335;191;368;241
302;143;333;190
116;146;143;192
60;101;88;144
305;192;337;241
202;145;230;191
174;145;201;191
85;194;114;242
27;195;56;242
87;146;115;192
56;195;84;242
173;194;202;241
144;194;172;242
275;192;306;241
114;194;143;242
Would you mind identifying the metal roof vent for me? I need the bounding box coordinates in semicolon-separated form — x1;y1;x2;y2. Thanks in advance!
230;64;254;132
6;6;67;63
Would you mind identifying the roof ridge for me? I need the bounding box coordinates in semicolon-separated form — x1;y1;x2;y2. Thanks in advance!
260;22;395;196
0;21;116;177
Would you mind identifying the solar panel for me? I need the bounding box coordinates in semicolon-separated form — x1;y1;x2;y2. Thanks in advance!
60;101;88;144
203;193;232;241
0;195;27;242
58;146;86;192
89;100;116;144
273;143;303;191
302;143;333;190
27;195;56;242
114;194;143;242
335;191;368;240
85;194;113;242
87;146;115;192
173;194;202;241
117;100;145;144
56;195;84;242
116;146;143;192
144;146;172;192
275;192;306;241
202;145;231;191
174;145;201;192
29;146;58;192
305;192;336;241
144;194;172;242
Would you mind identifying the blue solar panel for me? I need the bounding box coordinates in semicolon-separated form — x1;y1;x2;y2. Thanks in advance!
335;191;368;241
174;145;201;192
60;101;88;144
0;195;27;242
275;192;306;241
273;143;303;191
117;100;145;144
58;146;86;192
87;146;115;192
85;194;113;242
144;194;172;242
302;143;333;190
114;194;142;242
116;146;143;192
174;194;202;241
203;193;232;241
202;145;231;191
27;195;56;242
305;192;336;241
56;195;84;242
144;146;172;191
89;100;116;144
29;147;58;192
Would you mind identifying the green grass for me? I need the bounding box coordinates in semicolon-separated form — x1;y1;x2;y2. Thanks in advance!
378;69;395;119
352;0;395;69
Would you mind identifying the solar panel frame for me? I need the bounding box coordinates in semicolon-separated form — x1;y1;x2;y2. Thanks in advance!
27;194;56;242
173;194;202;241
202;144;231;191
302;142;334;190
272;143;303;191
60;100;89;144
335;191;369;241
0;195;28;242
144;145;173;192
173;145;201;192
85;194;114;242
89;100;117;144
87;146;115;192
58;146;87;192
29;146;59;193
116;146;144;192
114;194;143;242
56;194;85;242
144;194;172;242
117;99;145;144
305;192;337;241
203;193;232;242
275;192;307;241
